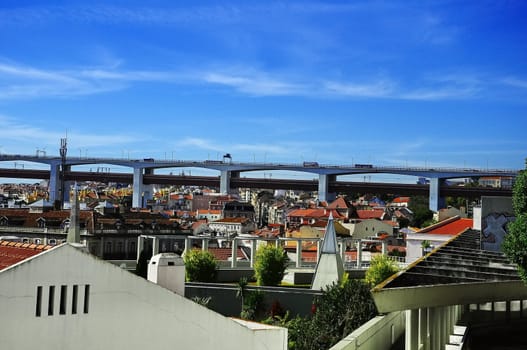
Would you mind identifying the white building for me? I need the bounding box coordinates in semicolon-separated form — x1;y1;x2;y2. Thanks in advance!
405;216;473;264
0;243;287;350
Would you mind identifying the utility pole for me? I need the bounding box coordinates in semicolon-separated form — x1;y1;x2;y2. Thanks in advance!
59;138;67;209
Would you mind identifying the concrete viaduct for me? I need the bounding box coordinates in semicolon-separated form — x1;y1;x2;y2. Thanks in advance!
0;154;519;211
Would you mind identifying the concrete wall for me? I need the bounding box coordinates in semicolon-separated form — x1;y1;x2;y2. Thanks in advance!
186;282;322;318
0;244;287;350
330;311;405;350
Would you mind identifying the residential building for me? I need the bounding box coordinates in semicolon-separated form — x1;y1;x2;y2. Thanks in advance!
208;217;256;237
405;216;473;263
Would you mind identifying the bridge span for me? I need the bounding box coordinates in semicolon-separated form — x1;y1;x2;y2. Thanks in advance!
0;155;516;210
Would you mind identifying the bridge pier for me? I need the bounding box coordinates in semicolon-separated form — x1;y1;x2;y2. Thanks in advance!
132;168;155;208
429;178;446;212
220;170;239;194
48;163;61;204
318;174;336;203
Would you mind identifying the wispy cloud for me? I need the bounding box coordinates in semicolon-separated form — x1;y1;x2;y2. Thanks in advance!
202;71;304;96
324;80;394;98
1;59;523;102
502;77;527;89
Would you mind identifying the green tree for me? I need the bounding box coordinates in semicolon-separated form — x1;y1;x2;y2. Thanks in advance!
183;250;218;282
409;196;434;228
503;165;527;283
254;244;288;286
309;279;377;349
512;168;527;214
365;254;399;286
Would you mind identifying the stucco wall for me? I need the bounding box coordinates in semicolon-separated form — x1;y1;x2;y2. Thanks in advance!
0;245;287;350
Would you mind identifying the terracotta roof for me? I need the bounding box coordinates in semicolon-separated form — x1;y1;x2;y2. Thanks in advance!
419;217;473;235
204;247;247;261
356;209;385;219
196;209;221;215
327;197;351;209
392;197;410;203
0;240;52;270
287;208;345;219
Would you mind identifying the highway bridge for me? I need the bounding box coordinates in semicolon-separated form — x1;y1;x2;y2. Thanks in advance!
0;167;512;201
0;154;518;210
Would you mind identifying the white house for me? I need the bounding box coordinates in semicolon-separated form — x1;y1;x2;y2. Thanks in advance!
405;216;473;263
0;243;287;350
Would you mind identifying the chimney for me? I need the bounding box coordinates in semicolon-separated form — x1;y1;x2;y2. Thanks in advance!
67;183;80;244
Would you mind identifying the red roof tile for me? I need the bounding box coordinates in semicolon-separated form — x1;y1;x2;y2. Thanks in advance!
419;217;473;235
202;247;247;261
0;240;52;270
357;209;385;219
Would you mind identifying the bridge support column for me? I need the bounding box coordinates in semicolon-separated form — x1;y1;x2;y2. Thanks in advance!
318;174;336;203
220;170;239;194
132;167;144;208
142;168;154;205
48;163;61;204
429;178;446;212
220;170;230;194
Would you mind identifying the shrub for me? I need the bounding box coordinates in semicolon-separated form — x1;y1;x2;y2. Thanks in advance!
365;254;399;286
254;244;288;286
183;250;218;282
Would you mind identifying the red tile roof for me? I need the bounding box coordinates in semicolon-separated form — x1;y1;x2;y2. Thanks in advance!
203;247;247;261
0;240;52;270
392;197;410;203
419;217;473;235
356;209;385;219
287;208;345;219
327;197;352;209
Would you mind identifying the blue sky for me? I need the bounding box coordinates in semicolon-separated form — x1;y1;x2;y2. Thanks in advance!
0;1;526;180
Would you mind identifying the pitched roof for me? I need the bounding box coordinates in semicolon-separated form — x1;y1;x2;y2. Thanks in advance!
327;197;352;209
356;209;385;219
287;208;345;219
0;240;52;270
418;216;473;235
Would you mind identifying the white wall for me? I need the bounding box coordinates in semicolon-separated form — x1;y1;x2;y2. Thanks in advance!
0;244;287;350
330;311;405;350
406;233;453;263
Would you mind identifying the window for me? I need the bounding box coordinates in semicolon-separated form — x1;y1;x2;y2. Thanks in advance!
35;286;42;317
59;285;67;315
48;286;55;316
83;285;90;314
72;285;78;314
48;239;56;245
168;261;175;266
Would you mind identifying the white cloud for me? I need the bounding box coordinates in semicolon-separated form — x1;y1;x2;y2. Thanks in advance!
323;80;394;98
502;77;527;89
202;72;303;96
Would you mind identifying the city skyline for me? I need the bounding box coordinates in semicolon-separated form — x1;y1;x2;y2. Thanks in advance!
1;1;526;179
